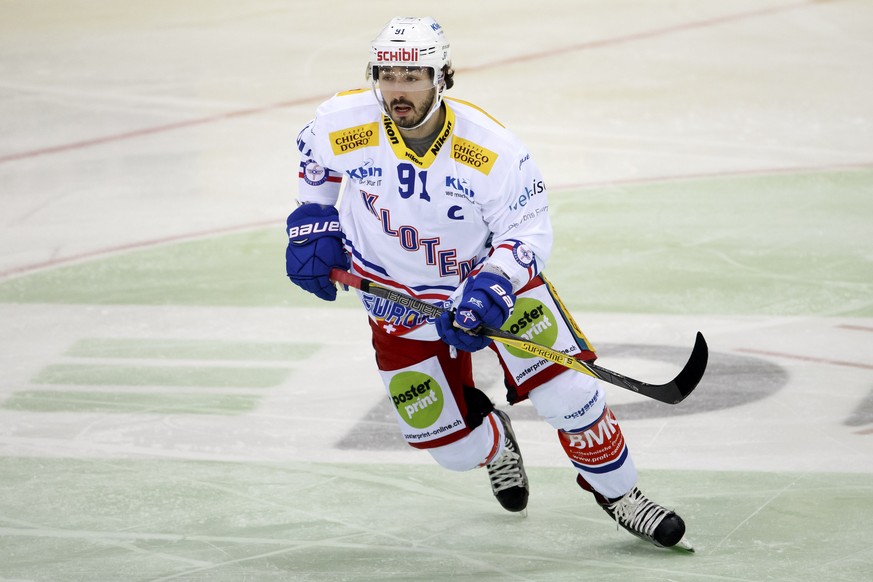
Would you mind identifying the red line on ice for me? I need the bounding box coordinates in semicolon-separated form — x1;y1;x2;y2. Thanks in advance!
0;1;827;165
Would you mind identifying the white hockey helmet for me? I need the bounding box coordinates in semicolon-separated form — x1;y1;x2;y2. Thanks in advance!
368;16;452;129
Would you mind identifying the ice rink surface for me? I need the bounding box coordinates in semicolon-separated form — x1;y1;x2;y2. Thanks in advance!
1;0;872;580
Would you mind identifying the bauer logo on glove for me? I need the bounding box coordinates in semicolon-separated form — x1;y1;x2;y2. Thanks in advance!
287;220;342;243
285;203;349;301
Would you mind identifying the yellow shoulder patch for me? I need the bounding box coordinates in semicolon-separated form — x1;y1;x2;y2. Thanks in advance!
451;136;498;175
329;122;380;155
336;88;369;97
445;97;505;128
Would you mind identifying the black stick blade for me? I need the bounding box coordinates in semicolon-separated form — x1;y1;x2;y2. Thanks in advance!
669;331;709;403
587;332;708;405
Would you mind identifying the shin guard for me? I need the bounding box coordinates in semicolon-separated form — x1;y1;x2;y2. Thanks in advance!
558;406;637;499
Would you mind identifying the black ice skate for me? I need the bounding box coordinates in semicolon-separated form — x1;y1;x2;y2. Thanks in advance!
600;486;693;551
576;475;693;551
485;409;529;513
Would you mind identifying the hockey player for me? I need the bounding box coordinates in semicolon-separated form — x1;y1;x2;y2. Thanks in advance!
285;16;692;551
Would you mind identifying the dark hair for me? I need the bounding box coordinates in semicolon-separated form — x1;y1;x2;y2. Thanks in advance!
442;64;455;90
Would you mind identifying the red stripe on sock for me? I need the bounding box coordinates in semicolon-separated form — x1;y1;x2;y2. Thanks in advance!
479;412;502;467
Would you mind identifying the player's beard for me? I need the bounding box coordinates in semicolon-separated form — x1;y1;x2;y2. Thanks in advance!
391;91;435;129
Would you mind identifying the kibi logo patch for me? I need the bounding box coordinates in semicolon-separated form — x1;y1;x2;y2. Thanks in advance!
389;371;444;428
501;298;558;358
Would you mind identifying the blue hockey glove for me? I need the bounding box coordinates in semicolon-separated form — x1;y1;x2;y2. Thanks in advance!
455;272;515;330
285;203;349;301
435;311;491;352
435;272;515;352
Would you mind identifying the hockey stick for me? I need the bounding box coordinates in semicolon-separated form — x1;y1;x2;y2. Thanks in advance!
329;269;707;404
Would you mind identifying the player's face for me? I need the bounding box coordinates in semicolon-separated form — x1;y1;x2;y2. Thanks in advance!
377;67;436;128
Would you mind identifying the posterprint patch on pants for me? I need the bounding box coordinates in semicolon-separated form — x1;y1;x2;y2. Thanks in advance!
380;356;465;445
492;282;589;385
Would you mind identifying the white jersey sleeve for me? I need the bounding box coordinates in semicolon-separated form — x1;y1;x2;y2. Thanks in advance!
445;98;552;292
295;119;344;205
294;91;374;205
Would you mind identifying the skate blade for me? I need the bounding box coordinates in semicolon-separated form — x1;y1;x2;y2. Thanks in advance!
671;536;695;553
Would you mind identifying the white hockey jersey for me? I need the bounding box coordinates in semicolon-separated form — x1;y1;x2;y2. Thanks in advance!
295;89;553;340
